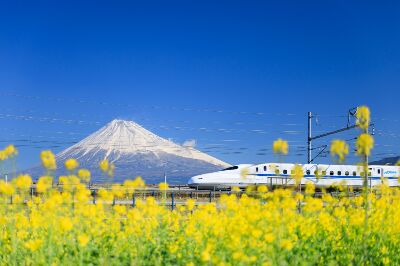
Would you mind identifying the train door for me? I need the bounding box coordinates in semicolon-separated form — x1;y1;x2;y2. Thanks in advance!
368;167;373;188
377;168;383;179
373;167;384;186
253;165;266;185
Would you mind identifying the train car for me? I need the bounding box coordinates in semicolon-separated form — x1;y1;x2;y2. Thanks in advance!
187;163;399;189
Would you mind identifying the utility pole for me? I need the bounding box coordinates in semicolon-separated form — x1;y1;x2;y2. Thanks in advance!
307;112;312;164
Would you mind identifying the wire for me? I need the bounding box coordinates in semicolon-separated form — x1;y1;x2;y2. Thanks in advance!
0;92;301;117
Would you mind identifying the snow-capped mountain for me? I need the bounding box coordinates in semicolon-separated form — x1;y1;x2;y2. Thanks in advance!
30;119;230;184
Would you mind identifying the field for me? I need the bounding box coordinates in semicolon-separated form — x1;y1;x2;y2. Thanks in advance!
0;106;398;265
0;179;399;265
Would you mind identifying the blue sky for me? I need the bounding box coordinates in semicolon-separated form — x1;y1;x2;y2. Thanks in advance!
0;1;399;170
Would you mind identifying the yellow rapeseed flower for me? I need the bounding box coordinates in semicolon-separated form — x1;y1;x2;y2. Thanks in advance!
133;176;145;188
264;233;275;243
231;186;241;192
186;199;196;211
245;185;256;194
99;159;109;172
201;249;211;262
77;169;91;183
356;106;370;130
98;189;113;201
4;144;17;158
123;179;135;193
24;239;43;252
99;159;115;176
65;158;79;171
382;257;390;265
111;184;124;198
123;177;145;194
280;239;293;250
257;185;268;193
75;187;90;202
330;139;349;162
0;150;7;161
273;138;288;155
58;175;80;192
58;175;69;185
0;181;14;196
14;174;32;191
59;217;73;232
40;150;57;170
305;181;315;195
291;165;304;185
77;234;90;247
159;182;169;191
356;133;374;156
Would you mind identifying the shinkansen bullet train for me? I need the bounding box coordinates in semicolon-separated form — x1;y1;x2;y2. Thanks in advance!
187;163;400;190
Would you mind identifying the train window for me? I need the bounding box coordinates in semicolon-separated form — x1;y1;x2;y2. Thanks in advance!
256;167;258;172
330;171;334;175
322;171;327;176
378;169;381;174
283;170;287;174
306;170;310;175
314;170;318;175
275;169;280;174
263;166;267;171
361;172;364;177
337;171;341;176
345;171;349;176
368;172;371;176
353;171;357;176
291;170;294;175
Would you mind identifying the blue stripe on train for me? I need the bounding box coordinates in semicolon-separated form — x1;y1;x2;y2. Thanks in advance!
254;173;397;180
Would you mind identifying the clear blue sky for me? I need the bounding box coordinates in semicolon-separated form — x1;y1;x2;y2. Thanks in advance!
0;1;399;170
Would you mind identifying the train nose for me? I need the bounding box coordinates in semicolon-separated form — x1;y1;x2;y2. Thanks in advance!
187;174;206;187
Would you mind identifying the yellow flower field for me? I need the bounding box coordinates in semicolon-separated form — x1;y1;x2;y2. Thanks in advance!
0;178;398;265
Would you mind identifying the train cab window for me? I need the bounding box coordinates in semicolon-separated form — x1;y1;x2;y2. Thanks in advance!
353;171;357;176
222;166;239;171
306;170;310;175
330;171;334;176
256;167;258;172
345;171;349;176
263;166;267;171
283;170;287;174
337;171;341;176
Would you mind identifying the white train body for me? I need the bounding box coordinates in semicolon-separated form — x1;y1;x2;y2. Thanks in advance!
188;163;400;189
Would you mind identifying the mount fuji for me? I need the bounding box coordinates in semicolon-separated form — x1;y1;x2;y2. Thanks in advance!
28;119;230;184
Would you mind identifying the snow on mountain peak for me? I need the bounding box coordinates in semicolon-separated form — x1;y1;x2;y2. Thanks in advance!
58;119;229;167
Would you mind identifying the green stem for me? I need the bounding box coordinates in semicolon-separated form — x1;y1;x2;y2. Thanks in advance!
362;130;369;264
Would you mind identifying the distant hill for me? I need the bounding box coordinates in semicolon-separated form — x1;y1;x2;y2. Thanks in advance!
25;119;230;184
370;156;400;165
